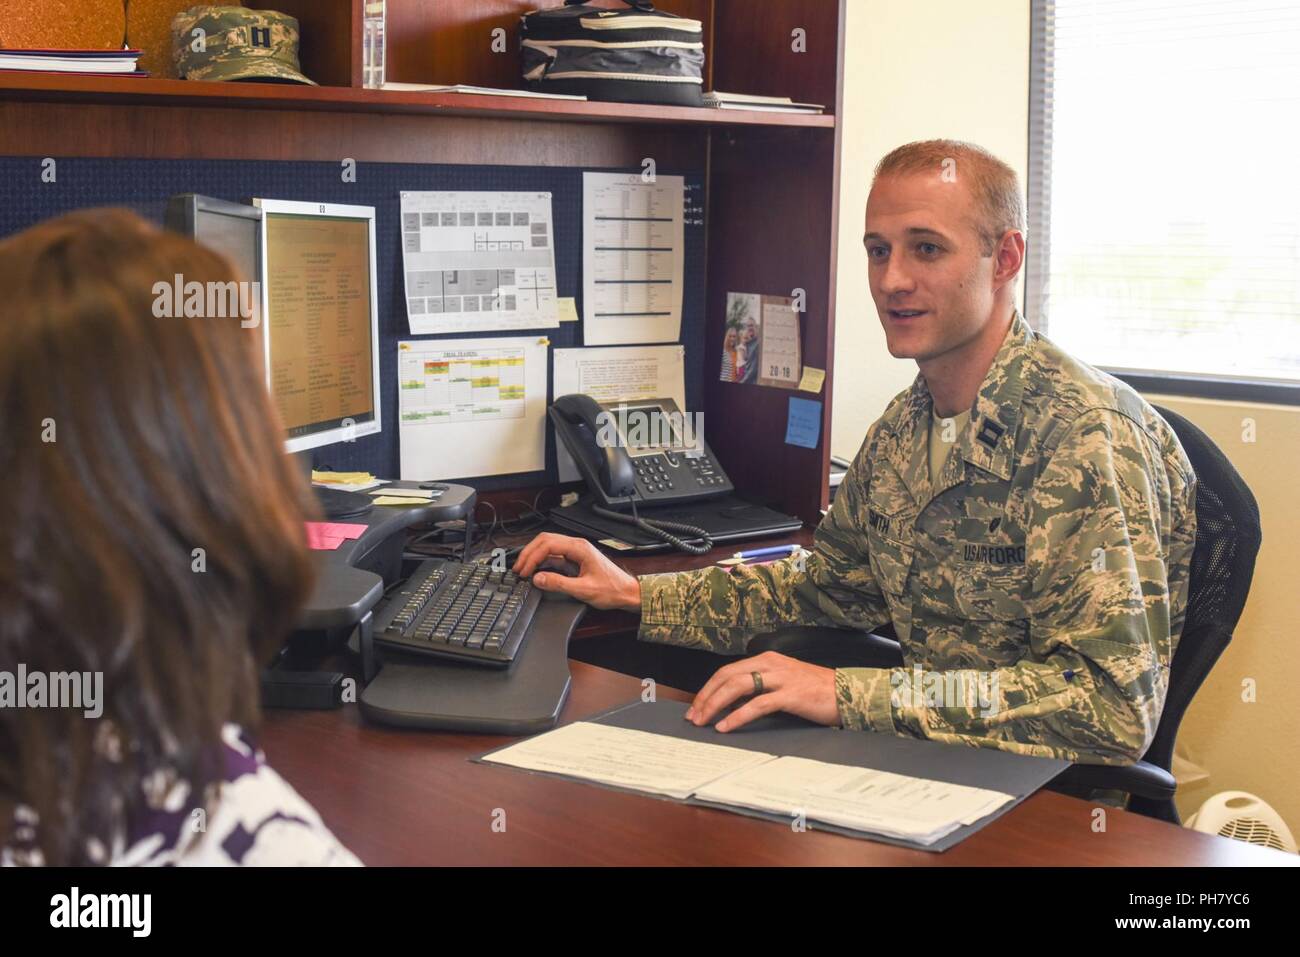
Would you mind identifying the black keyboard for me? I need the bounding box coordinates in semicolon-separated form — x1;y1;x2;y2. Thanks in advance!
374;559;540;667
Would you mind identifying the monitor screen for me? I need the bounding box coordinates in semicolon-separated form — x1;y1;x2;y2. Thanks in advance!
257;200;381;453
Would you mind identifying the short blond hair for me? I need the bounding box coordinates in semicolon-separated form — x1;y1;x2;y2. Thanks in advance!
873;139;1025;255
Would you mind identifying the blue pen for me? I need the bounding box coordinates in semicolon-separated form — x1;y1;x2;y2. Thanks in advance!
737;545;801;559
717;544;803;566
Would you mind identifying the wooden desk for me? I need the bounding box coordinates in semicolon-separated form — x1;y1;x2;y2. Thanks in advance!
260;660;1289;866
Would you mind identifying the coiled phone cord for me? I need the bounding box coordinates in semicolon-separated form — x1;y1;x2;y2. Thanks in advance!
591;500;715;556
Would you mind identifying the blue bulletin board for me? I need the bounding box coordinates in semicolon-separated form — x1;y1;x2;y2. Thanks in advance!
0;156;707;491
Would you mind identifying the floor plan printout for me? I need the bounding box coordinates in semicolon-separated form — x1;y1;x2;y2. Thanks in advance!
397;337;548;479
401;191;560;335
582;172;685;345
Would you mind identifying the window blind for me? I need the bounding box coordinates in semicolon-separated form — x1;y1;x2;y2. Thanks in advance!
1027;0;1300;392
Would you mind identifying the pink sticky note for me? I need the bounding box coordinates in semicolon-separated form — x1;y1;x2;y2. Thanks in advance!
305;522;367;550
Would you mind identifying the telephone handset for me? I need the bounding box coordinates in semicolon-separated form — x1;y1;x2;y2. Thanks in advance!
549;394;729;554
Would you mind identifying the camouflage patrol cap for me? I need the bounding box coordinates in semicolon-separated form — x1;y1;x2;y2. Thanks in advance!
172;6;316;85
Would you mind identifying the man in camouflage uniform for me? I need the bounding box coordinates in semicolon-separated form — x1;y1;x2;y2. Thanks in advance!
516;140;1196;766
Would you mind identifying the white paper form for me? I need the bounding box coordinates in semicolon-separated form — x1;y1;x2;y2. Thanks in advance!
481;722;776;801
551;345;686;482
582;172;685;345
695;756;1014;845
397;336;548;480
401;191;559;335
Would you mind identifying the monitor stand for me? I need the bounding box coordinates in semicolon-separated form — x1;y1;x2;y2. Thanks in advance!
295;451;374;520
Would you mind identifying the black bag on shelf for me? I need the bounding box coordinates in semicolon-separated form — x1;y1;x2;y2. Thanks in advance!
520;0;705;107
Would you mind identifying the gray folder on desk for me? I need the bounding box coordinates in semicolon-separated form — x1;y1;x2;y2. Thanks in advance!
475;698;1069;852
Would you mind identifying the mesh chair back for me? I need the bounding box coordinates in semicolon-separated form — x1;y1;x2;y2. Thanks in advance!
1144;405;1262;771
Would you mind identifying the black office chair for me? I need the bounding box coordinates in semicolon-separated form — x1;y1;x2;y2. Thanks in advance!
749;404;1261;824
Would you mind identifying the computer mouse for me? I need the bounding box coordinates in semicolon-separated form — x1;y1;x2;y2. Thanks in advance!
535;557;581;601
537;556;581;578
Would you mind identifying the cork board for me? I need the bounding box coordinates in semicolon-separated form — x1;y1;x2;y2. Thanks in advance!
0;0;126;51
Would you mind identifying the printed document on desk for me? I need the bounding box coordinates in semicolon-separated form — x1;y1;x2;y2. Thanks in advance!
401;191;559;335
480;721;773;801
397;337;548;480
694;756;1013;846
552;344;686;482
480;721;1012;844
476;699;1067;851
582;171;684;345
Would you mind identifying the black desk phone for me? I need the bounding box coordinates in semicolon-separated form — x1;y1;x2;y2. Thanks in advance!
549;393;732;553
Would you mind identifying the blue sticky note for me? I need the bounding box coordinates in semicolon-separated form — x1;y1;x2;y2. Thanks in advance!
785;397;822;449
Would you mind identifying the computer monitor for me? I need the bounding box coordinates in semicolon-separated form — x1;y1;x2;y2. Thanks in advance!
165;194;263;267
253;198;382;455
164;192;264;327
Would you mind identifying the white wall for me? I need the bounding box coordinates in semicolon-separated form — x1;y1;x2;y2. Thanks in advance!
832;0;1030;462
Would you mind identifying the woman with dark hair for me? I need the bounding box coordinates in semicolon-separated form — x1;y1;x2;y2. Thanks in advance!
0;208;359;865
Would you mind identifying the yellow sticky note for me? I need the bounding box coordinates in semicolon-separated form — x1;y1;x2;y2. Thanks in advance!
557;297;580;323
372;496;427;506
797;367;826;394
312;470;376;485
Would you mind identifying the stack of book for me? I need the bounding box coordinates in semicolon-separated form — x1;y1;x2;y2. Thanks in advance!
0;48;146;77
702;90;825;114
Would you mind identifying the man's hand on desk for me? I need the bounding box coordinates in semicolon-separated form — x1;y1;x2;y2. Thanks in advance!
513;533;642;611
687;652;841;732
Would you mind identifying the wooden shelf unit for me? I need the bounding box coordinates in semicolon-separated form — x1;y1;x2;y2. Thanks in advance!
0;0;846;525
0;72;835;128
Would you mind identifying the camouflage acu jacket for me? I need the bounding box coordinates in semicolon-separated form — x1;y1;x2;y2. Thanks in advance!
637;311;1197;765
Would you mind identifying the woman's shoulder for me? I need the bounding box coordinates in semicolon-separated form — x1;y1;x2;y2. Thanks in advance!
116;724;362;867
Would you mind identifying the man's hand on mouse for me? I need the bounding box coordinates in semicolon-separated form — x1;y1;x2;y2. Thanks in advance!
514;535;839;732
513;533;642;611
